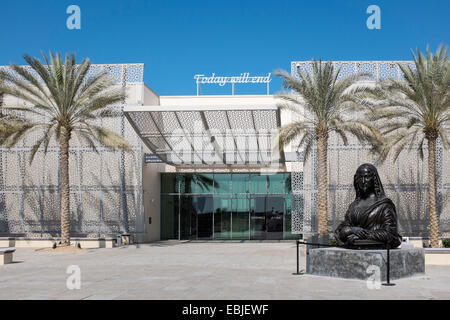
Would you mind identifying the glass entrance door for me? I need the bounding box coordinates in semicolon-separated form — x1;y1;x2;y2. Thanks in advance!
161;173;293;241
195;196;213;239
231;195;250;239
250;196;266;240
180;195;196;239
214;196;231;239
266;196;284;240
181;195;214;239
250;196;284;239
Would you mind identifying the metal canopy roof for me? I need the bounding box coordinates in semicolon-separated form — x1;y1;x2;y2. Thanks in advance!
124;101;284;167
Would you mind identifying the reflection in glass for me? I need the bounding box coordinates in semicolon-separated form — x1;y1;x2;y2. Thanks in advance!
180;174;194;194
214;174;231;194
284;174;292;194
266;196;284;240
214;196;231;239
161;195;179;239
232;174;249;194
180;195;196;239
195;196;213;239
232;196;249;239
267;173;285;194
193;174;214;194
249;174;267;194
250;196;266;239
161;173;294;240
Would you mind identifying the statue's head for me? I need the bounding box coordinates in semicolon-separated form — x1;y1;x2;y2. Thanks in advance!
354;163;385;200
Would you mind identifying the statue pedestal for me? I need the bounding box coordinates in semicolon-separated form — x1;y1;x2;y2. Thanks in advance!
306;247;425;281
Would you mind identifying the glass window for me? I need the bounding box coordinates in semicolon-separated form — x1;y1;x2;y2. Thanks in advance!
249;174;267;194
161;195;179;239
193;174;214;194
250;196;266;240
179;174;195;194
187;174;196;194
284;173;292;194
161;174;177;194
266;196;284;239
232;174;249;194
195;196;213;239
214;174;231;194
180;195;196;239
160;172;294;241
267;173;285;194
231;195;249;239
214;196;231;239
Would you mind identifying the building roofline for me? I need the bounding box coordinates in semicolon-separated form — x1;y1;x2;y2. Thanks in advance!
124;104;278;112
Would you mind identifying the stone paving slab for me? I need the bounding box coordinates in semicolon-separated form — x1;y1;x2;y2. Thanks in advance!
0;242;449;300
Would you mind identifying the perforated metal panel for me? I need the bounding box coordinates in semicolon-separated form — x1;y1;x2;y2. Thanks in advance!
290;61;449;236
125;108;283;167
0;64;145;237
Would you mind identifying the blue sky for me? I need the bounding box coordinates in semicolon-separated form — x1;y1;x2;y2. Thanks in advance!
0;0;449;95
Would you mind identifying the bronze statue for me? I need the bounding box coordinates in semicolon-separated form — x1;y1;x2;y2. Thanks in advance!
335;163;402;249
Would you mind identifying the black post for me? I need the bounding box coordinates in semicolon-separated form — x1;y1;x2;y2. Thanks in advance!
386;246;390;283
293;240;302;275
382;244;395;286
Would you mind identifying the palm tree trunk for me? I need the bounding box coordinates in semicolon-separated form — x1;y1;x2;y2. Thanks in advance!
317;132;329;237
59;127;71;246
427;137;439;248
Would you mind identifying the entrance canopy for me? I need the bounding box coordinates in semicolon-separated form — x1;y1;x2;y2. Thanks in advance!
124;95;285;167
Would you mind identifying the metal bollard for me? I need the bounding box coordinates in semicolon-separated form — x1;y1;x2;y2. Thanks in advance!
293;240;303;275
382;244;395;286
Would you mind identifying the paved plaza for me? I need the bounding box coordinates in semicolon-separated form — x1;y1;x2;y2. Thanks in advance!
0;242;449;300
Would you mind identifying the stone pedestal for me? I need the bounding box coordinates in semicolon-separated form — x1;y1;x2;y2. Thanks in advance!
306;247;425;281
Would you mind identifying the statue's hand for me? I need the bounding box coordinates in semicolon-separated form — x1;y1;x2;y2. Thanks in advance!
347;234;359;244
350;227;368;238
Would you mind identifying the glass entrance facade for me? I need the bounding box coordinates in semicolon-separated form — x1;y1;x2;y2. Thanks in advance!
161;173;300;240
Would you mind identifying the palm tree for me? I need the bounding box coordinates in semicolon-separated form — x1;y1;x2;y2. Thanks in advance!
0;52;131;247
364;45;449;248
275;60;383;239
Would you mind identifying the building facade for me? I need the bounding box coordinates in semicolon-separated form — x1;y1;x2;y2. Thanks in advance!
0;61;449;244
0;64;147;241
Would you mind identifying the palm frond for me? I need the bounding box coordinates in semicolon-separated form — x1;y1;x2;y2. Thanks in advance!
29;123;56;163
0;51;131;158
275;59;385;162
360;45;449;162
76;122;131;152
301;132;315;162
278;121;313;149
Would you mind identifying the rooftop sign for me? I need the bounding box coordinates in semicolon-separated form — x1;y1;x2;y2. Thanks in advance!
194;73;271;95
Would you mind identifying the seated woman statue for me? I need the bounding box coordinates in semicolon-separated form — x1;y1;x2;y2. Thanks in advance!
335;163;402;249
